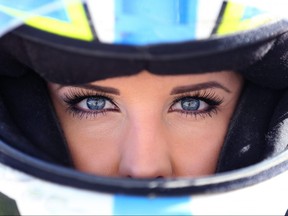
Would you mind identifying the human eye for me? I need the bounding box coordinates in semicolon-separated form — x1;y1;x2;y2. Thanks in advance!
61;89;119;119
77;96;116;111
169;90;223;118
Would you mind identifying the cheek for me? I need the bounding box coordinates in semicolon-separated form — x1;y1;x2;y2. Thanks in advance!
57;111;124;176
167;111;232;176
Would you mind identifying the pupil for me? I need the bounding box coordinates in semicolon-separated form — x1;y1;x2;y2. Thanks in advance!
87;97;105;110
181;98;200;111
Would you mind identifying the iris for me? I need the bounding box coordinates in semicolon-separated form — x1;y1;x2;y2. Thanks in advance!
87;97;106;110
181;98;200;111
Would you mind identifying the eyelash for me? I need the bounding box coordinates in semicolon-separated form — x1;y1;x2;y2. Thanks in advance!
61;89;223;120
62;89;119;119
169;90;223;119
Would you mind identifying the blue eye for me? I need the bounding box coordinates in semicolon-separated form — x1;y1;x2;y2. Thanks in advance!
77;96;116;112
181;98;200;111
171;97;209;113
86;97;106;110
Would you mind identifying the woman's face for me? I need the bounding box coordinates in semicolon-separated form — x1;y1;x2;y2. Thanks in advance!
48;71;243;178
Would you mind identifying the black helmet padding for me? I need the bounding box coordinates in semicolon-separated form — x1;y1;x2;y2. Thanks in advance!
216;83;282;172
1;25;288;173
0;69;72;166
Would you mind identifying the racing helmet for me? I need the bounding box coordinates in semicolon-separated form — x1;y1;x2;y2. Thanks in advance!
0;0;288;215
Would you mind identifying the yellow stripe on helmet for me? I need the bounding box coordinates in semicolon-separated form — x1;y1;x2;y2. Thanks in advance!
216;1;275;36
0;0;94;41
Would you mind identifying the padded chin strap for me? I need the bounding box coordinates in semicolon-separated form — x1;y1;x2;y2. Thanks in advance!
216;82;282;172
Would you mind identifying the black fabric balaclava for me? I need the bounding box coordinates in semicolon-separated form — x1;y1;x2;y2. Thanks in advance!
1;31;288;173
216;83;283;172
0;51;72;166
217;32;288;172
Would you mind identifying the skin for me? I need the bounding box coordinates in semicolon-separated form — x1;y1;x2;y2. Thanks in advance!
48;71;243;178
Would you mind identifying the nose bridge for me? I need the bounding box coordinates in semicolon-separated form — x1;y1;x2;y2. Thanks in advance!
119;110;172;178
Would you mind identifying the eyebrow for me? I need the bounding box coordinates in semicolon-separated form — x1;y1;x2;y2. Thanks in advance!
170;81;231;95
57;81;230;96
57;84;120;95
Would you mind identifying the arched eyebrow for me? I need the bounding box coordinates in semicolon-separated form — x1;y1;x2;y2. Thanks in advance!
57;84;120;95
57;81;230;96
170;81;231;95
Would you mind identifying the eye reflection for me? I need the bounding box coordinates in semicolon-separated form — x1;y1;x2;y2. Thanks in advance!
172;97;209;113
181;98;200;111
77;96;116;112
86;97;106;110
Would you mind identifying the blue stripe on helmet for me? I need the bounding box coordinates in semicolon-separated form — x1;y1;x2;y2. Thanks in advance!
114;0;198;45
0;0;70;22
113;194;193;215
242;6;265;21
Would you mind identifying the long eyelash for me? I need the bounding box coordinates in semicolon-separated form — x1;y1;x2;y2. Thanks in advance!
61;88;117;119
171;89;224;119
62;88;113;104
178;107;219;120
66;106;109;120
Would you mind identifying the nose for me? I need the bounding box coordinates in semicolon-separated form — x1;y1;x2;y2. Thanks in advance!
118;115;173;178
